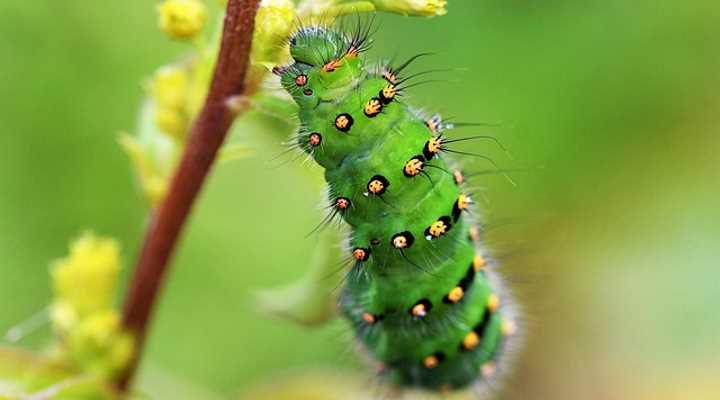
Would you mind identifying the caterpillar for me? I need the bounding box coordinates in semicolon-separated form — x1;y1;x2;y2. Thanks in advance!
273;19;520;394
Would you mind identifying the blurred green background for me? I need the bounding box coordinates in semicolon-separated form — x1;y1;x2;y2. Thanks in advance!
1;0;719;399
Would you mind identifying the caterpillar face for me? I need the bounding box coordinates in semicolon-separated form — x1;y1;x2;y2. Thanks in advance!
289;27;346;67
277;21;519;394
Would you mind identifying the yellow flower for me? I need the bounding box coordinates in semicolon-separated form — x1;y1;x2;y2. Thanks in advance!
152;65;190;109
48;233;134;377
251;0;297;66
150;65;192;140
66;310;135;378
155;106;188;139
157;0;208;40
49;301;79;334
50;233;120;321
367;0;447;16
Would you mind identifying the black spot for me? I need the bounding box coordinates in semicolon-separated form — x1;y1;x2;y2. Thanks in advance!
335;196;351;210
391;231;415;249
452;199;463;222
423;216;453;240
352;247;370;261
335;113;354;132
366;174;390;196
362;312;384;325
370;238;381;246
408;298;432;317
303;88;313;96
403;155;425;178
459;265;476;290
378;89;394;105
308;132;322;147
364;97;383;117
423;141;436;160
473;305;494;337
431;352;445;363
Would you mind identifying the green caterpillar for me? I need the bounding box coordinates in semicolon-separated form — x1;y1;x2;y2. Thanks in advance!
274;21;520;393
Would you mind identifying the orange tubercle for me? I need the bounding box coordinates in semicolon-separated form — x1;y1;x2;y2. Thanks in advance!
447;286;464;303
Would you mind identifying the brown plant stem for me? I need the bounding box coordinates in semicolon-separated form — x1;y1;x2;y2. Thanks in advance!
116;0;260;391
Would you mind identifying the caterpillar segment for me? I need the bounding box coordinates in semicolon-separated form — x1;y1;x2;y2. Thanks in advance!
276;24;518;392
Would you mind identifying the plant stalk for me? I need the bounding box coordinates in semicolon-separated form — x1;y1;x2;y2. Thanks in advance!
116;0;260;391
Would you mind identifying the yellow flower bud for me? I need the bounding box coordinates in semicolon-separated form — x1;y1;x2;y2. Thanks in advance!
157;0;208;40
49;301;79;333
50;233;121;320
150;65;191;140
48;234;134;377
152;65;190;109
155;106;188;139
251;0;297;66
66;310;135;377
367;0;447;16
71;311;120;349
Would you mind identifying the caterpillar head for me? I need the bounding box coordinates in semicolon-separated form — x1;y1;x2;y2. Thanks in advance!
276;25;366;106
289;26;345;67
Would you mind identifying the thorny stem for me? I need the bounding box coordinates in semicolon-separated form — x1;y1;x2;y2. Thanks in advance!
116;0;260;391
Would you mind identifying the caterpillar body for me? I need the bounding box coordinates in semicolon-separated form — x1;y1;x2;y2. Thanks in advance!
274;22;520;393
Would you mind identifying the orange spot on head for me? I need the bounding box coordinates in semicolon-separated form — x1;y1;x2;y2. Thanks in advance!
426;219;449;238
423;136;443;160
336;197;351;209
308;132;321;146
346;46;359;58
352;248;368;261
362;312;375;324
463;331;480;350
322;59;343;72
404;157;424;177
458;194;471;210
447;286;465;303
487;293;500;312
294;74;307;86
364;98;383;117
366;175;389;196
427;137;442;153
368;180;384;194
391;232;414;249
423;355;439;369
472;254;486;272
392;236;408;249
380;85;397;104
334;113;353;132
411;303;427;317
